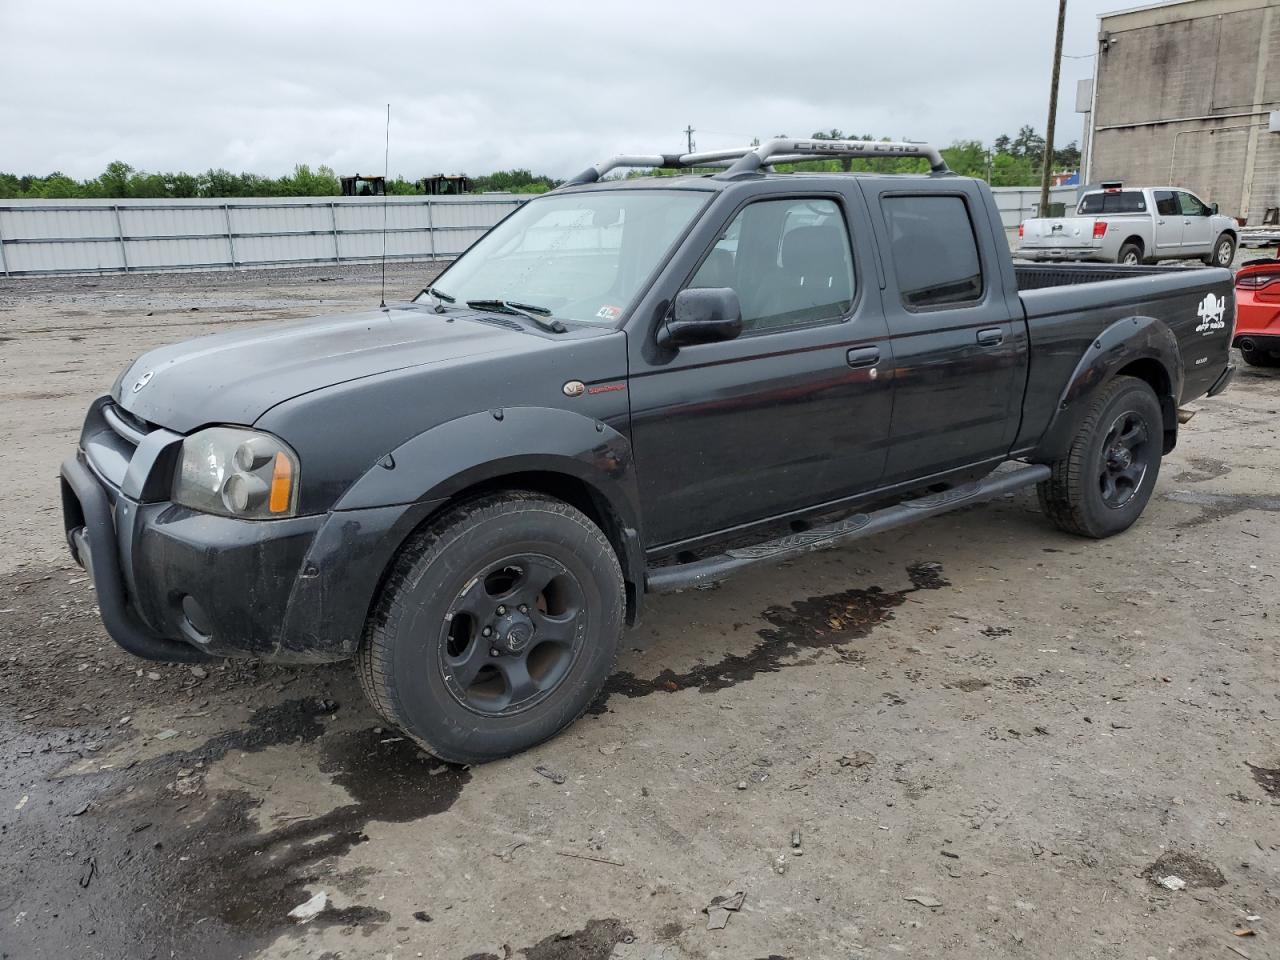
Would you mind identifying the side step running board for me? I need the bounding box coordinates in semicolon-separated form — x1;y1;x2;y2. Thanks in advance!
646;464;1051;594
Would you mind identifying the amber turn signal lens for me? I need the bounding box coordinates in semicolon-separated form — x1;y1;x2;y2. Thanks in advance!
269;452;293;514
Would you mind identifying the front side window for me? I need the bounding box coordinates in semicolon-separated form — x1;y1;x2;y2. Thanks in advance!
688;198;854;332
1079;190;1146;214
1178;192;1210;217
881;195;983;309
423;189;708;325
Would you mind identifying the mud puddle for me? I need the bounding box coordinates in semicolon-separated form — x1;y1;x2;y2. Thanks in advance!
1165;489;1280;526
2;698;469;959
596;562;948;708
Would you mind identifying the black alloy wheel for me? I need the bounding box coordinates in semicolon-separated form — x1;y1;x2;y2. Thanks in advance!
1097;410;1151;509
440;554;587;716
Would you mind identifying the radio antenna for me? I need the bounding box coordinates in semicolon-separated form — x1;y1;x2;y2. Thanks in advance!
379;102;390;309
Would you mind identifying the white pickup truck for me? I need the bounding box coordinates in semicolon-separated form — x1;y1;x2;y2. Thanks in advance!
1017;184;1238;267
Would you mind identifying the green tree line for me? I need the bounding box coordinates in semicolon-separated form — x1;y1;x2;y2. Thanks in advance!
0;161;558;200
0;128;1077;200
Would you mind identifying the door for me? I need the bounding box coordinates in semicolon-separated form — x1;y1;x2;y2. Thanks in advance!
628;193;894;548
1152;190;1183;253
1177;191;1214;254
868;188;1025;484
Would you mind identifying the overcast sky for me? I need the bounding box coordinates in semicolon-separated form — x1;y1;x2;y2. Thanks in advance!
1;0;1126;180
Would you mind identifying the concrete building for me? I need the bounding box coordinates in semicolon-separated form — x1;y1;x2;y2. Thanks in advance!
1082;0;1280;224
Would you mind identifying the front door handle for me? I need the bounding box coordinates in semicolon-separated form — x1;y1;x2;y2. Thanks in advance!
846;346;880;368
977;327;1005;347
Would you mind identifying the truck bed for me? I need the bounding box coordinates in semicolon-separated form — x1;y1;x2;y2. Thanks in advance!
1011;262;1235;451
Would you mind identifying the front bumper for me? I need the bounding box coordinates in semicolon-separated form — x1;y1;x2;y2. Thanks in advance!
61;446;437;663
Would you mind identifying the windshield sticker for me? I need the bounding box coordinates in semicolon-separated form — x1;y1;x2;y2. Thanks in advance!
595;305;623;321
1195;293;1226;335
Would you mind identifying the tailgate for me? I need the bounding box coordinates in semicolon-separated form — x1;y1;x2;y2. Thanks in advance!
1020;217;1100;250
1177;275;1237;399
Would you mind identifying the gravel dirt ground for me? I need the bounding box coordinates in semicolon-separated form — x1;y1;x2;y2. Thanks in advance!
0;262;1277;960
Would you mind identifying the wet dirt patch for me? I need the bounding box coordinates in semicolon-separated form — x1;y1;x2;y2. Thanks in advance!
1141;850;1226;889
595;563;948;707
1247;761;1280;796
1165;490;1280;527
1173;456;1232;483
461;919;636;960
3;697;469;960
183;726;468;933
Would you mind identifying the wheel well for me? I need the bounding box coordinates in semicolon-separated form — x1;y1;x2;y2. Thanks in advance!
1122;236;1144;255
436;471;640;624
1115;358;1177;452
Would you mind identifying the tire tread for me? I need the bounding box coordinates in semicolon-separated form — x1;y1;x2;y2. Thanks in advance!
1037;375;1156;539
356;491;623;762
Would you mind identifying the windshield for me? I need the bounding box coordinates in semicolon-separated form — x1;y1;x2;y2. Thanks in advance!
419;189;709;325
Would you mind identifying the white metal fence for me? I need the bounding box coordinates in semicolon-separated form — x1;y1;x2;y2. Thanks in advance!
991;185;1079;231
0;194;526;276
0;185;1076;278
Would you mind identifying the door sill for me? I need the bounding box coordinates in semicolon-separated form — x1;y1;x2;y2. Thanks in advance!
645;462;1049;594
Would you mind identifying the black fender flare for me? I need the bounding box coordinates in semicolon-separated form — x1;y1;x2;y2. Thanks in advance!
1033;314;1183;462
334;406;645;606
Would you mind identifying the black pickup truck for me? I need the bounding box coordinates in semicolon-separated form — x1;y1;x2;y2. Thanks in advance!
61;138;1236;762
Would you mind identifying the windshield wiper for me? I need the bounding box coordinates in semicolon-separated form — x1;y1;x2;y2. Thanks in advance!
416;286;456;313
466;299;567;334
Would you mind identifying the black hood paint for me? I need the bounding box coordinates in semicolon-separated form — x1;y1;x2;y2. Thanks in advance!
114;305;540;433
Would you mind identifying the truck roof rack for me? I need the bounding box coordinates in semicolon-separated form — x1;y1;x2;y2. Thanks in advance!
562;137;950;187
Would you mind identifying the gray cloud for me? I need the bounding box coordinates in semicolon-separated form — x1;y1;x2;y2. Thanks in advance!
0;0;1112;179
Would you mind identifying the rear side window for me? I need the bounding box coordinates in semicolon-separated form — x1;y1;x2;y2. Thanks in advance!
881;195;983;309
1079;191;1147;214
1154;191;1179;216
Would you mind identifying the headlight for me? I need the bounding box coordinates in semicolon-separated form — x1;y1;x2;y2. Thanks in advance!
172;427;299;519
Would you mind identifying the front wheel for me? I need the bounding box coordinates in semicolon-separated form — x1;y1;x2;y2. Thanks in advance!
1037;376;1164;538
1204;233;1236;267
357;492;625;763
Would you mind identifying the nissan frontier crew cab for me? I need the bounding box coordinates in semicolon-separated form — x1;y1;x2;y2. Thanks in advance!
1018;183;1238;267
61;138;1236;763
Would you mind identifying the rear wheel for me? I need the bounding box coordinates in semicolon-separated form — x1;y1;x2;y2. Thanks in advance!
1117;242;1143;266
1204;233;1236;267
1038;376;1163;538
357;492;625;763
1241;345;1280;367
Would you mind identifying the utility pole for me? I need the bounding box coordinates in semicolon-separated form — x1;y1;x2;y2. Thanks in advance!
1040;0;1068;215
684;125;696;154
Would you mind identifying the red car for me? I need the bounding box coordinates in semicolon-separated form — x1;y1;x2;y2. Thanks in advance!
1235;258;1280;367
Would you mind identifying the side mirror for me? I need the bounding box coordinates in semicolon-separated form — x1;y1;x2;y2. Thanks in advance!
1210;202;1219;215
657;288;743;348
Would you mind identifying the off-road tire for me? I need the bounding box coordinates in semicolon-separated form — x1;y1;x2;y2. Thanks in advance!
1240;345;1280;367
1203;233;1236;268
1037;376;1163;538
1117;242;1143;266
357;491;625;764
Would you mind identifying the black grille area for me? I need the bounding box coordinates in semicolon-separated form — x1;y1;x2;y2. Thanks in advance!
103;402;153;449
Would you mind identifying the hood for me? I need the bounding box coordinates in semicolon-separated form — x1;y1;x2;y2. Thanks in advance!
114;304;538;433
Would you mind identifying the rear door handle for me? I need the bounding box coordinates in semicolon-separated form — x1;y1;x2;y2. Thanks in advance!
846;346;880;368
977;328;1004;347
